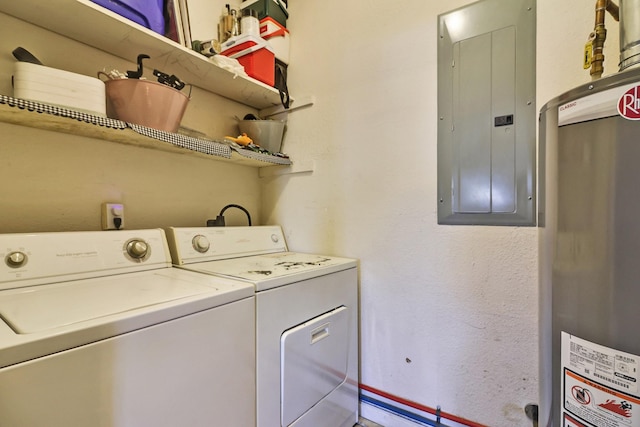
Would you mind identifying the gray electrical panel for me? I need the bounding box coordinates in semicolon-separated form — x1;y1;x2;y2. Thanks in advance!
437;0;536;226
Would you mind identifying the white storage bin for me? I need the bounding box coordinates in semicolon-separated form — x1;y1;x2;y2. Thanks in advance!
260;16;290;64
13;62;106;116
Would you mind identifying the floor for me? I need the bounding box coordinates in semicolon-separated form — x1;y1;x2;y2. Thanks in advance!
356;418;384;427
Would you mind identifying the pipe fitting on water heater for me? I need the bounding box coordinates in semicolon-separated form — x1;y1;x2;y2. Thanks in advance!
585;0;619;80
584;0;640;79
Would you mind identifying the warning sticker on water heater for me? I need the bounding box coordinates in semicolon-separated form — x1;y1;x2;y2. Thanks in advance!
561;332;640;427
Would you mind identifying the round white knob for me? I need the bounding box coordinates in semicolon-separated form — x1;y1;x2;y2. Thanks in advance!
126;240;149;259
192;235;210;253
6;251;27;268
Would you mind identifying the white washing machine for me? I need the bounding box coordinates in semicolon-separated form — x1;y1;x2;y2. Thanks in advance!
165;225;359;427
0;229;255;427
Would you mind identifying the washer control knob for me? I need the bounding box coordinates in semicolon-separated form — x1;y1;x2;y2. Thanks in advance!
192;235;210;253
5;251;27;268
271;234;279;243
126;240;149;259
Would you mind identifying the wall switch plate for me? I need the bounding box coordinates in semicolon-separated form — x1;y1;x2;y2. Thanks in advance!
101;203;124;230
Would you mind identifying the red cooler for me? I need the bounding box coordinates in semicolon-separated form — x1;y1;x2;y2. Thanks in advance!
221;34;275;86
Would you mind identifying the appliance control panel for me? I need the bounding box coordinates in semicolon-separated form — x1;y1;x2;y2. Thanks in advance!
165;226;288;265
0;229;171;290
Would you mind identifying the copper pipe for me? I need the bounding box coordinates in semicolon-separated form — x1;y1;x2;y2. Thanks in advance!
606;1;620;21
590;0;620;80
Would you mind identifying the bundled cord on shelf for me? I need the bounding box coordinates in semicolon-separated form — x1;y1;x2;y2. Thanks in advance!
207;204;252;227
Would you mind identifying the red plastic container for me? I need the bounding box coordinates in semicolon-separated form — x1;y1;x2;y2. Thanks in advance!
221;35;275;86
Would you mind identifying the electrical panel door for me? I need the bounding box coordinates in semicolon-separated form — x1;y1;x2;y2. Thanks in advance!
437;0;536;225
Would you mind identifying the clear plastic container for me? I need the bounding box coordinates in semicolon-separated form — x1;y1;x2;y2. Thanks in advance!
241;8;260;36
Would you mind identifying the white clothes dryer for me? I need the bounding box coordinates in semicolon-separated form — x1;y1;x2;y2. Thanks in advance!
165;225;359;427
0;229;255;427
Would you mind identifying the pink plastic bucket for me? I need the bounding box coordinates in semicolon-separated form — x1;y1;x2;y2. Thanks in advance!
105;78;189;133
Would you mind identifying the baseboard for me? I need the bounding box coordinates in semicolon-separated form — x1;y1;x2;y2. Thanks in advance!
360;400;424;427
359;394;471;427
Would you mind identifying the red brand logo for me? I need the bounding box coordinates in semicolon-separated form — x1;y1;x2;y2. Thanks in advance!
618;85;640;120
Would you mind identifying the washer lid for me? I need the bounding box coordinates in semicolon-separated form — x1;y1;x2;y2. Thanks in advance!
0;269;247;334
187;252;357;291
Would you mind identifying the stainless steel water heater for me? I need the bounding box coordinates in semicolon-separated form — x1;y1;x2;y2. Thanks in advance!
539;66;640;427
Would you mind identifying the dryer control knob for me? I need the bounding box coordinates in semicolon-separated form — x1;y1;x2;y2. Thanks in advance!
5;251;27;268
126;240;149;259
192;235;210;253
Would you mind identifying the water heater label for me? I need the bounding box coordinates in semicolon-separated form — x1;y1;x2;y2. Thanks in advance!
558;82;640;126
618;85;640;120
561;332;640;427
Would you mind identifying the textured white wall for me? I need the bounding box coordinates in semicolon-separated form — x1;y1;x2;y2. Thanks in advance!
262;1;622;426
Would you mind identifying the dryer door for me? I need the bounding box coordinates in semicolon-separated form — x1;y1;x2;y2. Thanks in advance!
280;306;349;426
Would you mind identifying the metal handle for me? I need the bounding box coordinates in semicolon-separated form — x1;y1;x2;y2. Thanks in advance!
310;323;330;344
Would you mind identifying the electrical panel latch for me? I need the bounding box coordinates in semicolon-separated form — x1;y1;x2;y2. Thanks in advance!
494;114;514;127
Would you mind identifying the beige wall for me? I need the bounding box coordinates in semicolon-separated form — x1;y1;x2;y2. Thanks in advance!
0;12;261;233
